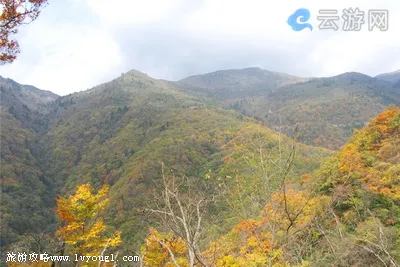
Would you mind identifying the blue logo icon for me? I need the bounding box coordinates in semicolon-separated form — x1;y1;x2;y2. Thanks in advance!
287;8;313;31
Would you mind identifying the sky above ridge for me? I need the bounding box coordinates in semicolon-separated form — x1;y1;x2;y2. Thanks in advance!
1;0;399;95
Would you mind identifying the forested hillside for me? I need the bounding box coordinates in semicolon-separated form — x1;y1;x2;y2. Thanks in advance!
0;77;59;251
0;70;399;267
178;67;308;98
1;0;399;265
178;70;400;149
140;105;400;267
376;70;400;84
0;71;330;263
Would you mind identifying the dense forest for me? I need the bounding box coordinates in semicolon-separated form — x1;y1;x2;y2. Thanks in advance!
0;69;399;266
179;69;400;149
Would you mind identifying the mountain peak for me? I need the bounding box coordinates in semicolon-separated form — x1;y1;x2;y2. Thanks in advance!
328;72;375;84
177;67;308;99
124;69;150;78
204;67;296;77
241;67;264;72
334;72;371;79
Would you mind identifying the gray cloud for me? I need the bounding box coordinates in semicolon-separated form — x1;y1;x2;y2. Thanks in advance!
112;26;322;81
1;0;399;95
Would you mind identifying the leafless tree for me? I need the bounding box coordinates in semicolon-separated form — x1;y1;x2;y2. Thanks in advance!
145;163;219;267
354;210;399;267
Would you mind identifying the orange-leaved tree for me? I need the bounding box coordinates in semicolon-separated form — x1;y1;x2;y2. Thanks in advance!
141;227;189;267
202;188;330;267
1;0;48;64
55;184;121;257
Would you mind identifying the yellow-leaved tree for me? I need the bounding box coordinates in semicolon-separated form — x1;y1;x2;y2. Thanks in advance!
55;184;121;257
141;227;189;267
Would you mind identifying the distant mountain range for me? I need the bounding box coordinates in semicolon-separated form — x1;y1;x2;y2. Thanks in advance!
177;68;400;149
1;67;399;150
178;67;310;98
0;67;399;257
0;71;330;255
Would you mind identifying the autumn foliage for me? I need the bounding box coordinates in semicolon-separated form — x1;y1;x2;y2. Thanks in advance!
0;0;47;64
142;228;189;267
337;105;400;199
200;188;331;266
141;106;399;266
55;184;121;256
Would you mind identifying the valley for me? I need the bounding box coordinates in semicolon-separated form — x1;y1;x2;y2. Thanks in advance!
0;68;399;266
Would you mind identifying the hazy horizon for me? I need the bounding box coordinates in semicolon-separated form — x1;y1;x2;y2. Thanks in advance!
1;65;399;96
1;0;399;95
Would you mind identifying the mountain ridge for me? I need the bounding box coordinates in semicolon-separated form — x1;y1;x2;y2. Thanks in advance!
176;68;399;149
2;67;399;262
375;69;400;83
0;71;331;256
177;67;310;99
2;67;398;97
0;76;59;103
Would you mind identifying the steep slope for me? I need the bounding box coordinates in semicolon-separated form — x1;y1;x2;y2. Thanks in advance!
0;79;58;252
39;70;202;190
2;71;204;254
2;68;399;261
34;70;330;253
309;105;400;265
240;72;399;149
177;67;308;98
0;76;59;132
191;105;400;267
180;70;400;149
0;110;55;249
0;76;58;111
376;69;400;84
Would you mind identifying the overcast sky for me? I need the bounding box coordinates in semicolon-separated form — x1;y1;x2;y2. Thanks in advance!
1;0;399;95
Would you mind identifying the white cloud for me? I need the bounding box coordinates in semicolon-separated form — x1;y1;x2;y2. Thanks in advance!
0;0;399;95
1;4;123;95
85;0;187;26
179;0;400;76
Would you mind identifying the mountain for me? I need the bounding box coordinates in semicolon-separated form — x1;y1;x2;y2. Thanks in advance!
0;76;59;132
0;76;58;111
188;106;400;266
178;67;309;98
0;78;59;251
179;70;400;149
1;68;399;265
0;70;331;258
306;106;400;265
376;69;400;84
